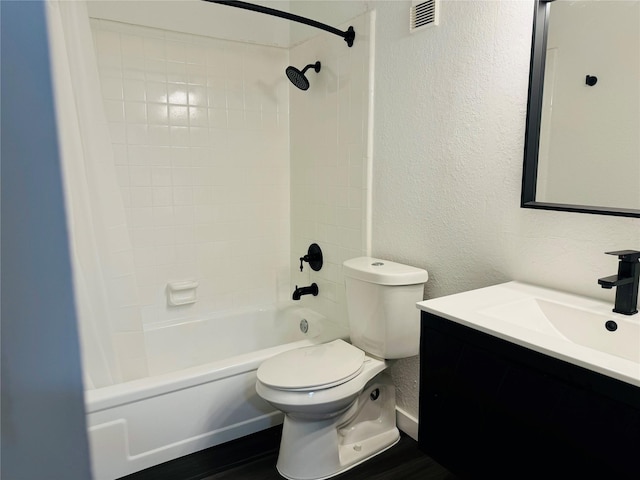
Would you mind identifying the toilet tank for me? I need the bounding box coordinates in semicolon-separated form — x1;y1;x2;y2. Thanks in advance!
343;257;428;359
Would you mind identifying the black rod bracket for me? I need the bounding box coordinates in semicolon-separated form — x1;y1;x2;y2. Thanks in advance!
204;0;355;47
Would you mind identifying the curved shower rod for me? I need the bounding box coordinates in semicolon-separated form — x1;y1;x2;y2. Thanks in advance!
204;0;355;47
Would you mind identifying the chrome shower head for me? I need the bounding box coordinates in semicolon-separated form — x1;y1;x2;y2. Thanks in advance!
285;61;321;91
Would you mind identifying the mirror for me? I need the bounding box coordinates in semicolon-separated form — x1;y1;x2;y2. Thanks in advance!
522;0;640;218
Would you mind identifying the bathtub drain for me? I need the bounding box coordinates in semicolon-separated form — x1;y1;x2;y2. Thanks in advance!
300;319;309;334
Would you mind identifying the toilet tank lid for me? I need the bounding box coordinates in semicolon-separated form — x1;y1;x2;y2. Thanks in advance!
343;257;428;286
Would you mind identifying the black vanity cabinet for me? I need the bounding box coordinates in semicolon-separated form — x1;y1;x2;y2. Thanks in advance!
418;312;640;479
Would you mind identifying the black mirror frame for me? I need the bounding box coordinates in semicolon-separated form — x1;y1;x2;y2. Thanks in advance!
521;0;640;218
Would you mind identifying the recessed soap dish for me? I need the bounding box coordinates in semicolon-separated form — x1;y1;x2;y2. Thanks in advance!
166;280;198;306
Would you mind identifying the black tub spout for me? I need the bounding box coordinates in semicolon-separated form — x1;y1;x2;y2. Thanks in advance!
293;283;319;301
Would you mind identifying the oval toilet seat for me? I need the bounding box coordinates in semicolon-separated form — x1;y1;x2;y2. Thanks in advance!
255;354;388;416
266;364;365;392
257;339;365;391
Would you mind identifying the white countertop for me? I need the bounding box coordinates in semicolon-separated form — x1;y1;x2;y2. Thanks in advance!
418;281;640;387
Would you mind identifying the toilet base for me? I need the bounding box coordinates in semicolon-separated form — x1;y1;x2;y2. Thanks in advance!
275;374;399;480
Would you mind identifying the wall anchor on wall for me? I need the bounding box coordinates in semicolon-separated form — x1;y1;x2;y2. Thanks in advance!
585;75;598;86
299;243;323;272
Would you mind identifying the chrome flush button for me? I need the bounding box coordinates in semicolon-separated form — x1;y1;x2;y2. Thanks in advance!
371;262;384;266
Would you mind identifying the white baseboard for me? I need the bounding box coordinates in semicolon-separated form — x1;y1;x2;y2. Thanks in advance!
395;407;418;441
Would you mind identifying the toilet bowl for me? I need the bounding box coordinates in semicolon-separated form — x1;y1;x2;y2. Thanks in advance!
255;257;428;480
256;340;386;418
256;340;398;480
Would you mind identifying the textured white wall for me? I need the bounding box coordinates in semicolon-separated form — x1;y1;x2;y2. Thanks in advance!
371;0;639;417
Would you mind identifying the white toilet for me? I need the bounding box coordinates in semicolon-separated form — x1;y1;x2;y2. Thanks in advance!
256;257;428;480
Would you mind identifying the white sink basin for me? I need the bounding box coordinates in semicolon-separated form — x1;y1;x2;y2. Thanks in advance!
480;297;639;363
417;282;640;387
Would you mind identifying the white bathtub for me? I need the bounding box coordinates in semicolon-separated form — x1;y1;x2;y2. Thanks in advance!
85;306;347;480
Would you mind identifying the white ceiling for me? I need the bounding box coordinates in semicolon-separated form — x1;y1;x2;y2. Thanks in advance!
86;0;370;48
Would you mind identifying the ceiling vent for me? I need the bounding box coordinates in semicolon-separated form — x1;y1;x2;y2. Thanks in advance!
410;0;440;32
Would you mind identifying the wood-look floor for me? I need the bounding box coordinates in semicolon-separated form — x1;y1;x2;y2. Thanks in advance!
121;426;457;480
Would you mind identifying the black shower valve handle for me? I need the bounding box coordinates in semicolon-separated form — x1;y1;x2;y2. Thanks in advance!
299;253;316;272
299;243;323;272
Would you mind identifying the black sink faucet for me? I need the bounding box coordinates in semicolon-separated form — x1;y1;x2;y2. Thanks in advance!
598;250;640;315
292;283;319;301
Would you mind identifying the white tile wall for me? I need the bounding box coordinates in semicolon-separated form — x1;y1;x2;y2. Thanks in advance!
91;19;290;328
289;13;372;327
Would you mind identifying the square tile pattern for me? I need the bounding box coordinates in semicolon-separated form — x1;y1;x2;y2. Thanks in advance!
90;13;371;379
